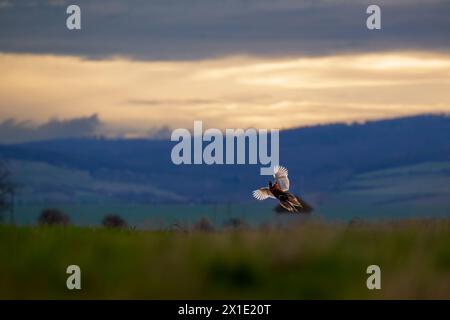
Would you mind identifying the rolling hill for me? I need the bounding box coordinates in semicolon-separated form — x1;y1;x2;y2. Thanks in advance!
0;114;449;223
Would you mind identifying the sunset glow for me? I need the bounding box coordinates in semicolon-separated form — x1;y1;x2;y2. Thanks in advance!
1;51;450;137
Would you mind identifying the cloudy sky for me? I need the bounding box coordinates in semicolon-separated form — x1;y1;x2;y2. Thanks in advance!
0;0;449;142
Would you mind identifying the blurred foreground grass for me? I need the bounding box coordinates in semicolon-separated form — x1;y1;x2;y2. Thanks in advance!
0;219;449;299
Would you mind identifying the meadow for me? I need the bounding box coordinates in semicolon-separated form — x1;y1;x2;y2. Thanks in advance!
0;218;449;299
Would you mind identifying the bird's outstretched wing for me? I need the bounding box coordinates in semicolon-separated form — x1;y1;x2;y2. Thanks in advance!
252;187;275;200
273;165;290;191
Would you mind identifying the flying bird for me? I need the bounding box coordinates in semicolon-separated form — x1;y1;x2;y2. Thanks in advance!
252;166;308;213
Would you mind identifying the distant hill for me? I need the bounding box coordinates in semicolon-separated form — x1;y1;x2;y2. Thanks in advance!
0;114;449;205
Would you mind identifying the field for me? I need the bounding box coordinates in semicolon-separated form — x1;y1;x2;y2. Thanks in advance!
1;219;449;299
6;160;450;227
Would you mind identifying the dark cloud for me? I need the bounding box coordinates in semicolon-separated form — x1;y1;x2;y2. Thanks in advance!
146;126;171;140
0;114;101;143
0;114;177;143
0;0;449;60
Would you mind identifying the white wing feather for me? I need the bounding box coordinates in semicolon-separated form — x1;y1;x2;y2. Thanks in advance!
273;165;290;191
252;187;275;201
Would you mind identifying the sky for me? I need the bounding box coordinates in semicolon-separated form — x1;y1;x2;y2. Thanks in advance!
0;0;449;142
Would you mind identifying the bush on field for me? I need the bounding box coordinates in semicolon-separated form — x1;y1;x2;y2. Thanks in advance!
0;160;14;219
194;217;215;232
223;217;248;230
170;221;189;233
102;214;128;229
38;208;70;226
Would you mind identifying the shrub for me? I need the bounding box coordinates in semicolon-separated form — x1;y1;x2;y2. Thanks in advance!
102;214;128;229
194;217;215;232
170;221;189;233
38;208;70;226
0;160;14;219
223;217;248;230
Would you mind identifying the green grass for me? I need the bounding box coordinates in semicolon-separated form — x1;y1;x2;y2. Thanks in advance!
0;219;449;299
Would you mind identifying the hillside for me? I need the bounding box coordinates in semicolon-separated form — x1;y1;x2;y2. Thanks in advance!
0;114;449;224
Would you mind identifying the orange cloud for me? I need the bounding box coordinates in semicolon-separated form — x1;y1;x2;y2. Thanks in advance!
0;51;449;136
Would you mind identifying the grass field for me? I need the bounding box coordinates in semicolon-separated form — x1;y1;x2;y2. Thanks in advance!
0;219;449;299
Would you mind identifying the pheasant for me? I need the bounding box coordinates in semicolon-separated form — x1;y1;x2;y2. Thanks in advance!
252;166;306;213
